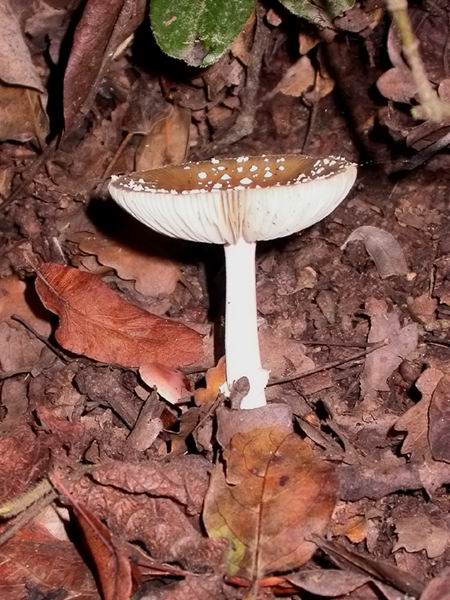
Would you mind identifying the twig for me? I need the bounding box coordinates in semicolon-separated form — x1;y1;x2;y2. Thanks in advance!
0;491;57;547
0;367;35;381
385;0;450;122
268;340;388;386
296;339;382;349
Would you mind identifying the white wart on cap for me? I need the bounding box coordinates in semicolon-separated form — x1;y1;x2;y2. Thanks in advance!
109;154;357;409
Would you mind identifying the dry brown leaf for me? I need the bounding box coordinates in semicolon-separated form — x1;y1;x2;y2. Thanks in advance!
135;105;191;171
0;523;98;600
70;230;181;298
394;367;443;459
438;79;450;102
394;514;449;558
287;570;372;597
298;32;319;55
270;56;315;98
341;226;408;279
34;263;206;402
0;86;48;145
361;298;419;399
194;357;226;407
429;374;450;463
420;567;450;600
203;426;337;582
0;322;48;373
376;67;417;103
0;276;51;336
91;455;210;514
71;502;132;600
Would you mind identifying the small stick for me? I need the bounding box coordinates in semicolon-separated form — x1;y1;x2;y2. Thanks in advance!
268;339;388;386
0;491;57;547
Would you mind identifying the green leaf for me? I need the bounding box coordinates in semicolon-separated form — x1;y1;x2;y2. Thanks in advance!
150;0;256;67
279;0;355;27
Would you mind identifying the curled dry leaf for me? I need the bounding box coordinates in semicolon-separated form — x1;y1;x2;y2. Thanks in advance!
361;298;419;399
194;356;226;407
269;55;315;98
394;514;449;559
71;503;132;600
135;104;191;171
70;229;181;298
203;426;338;582
341;225;408;279
376;67;417;103
34;263;206;402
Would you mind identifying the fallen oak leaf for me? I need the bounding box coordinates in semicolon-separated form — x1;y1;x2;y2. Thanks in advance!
203;426;338;583
34;263;206;402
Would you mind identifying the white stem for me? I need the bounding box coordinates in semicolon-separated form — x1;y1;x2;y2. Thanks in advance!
223;238;268;409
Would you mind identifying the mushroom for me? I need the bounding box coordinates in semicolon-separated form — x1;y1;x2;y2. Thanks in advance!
109;154;357;409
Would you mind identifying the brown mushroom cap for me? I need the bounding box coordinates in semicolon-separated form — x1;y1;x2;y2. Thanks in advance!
109;154;357;244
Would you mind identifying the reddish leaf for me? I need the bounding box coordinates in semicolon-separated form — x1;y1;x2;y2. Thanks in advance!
203;426;338;583
63;0;145;130
73;506;132;600
34;263;206;402
0;522;98;600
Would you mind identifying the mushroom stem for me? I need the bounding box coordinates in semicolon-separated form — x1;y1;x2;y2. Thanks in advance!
223;238;269;409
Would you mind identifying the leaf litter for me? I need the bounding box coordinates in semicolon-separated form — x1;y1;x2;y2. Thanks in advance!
0;1;450;598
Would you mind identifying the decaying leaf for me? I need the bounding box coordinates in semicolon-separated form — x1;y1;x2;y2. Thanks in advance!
91;455;210;514
34;263;206;402
420;567;450;600
70;229;181;298
0;86;48;145
394;514;449;558
287;570;373;596
361;298;419;399
394;367;443;459
429;374;450;463
270;56;315;98
0;0;48;144
0;523;98;600
194;357;226;407
376;67;417;103
72;503;132;600
341;225;408;279
135;105;191;171
203;426;337;582
0;276;51;336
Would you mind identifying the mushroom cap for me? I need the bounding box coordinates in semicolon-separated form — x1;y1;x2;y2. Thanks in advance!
109;154;357;244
